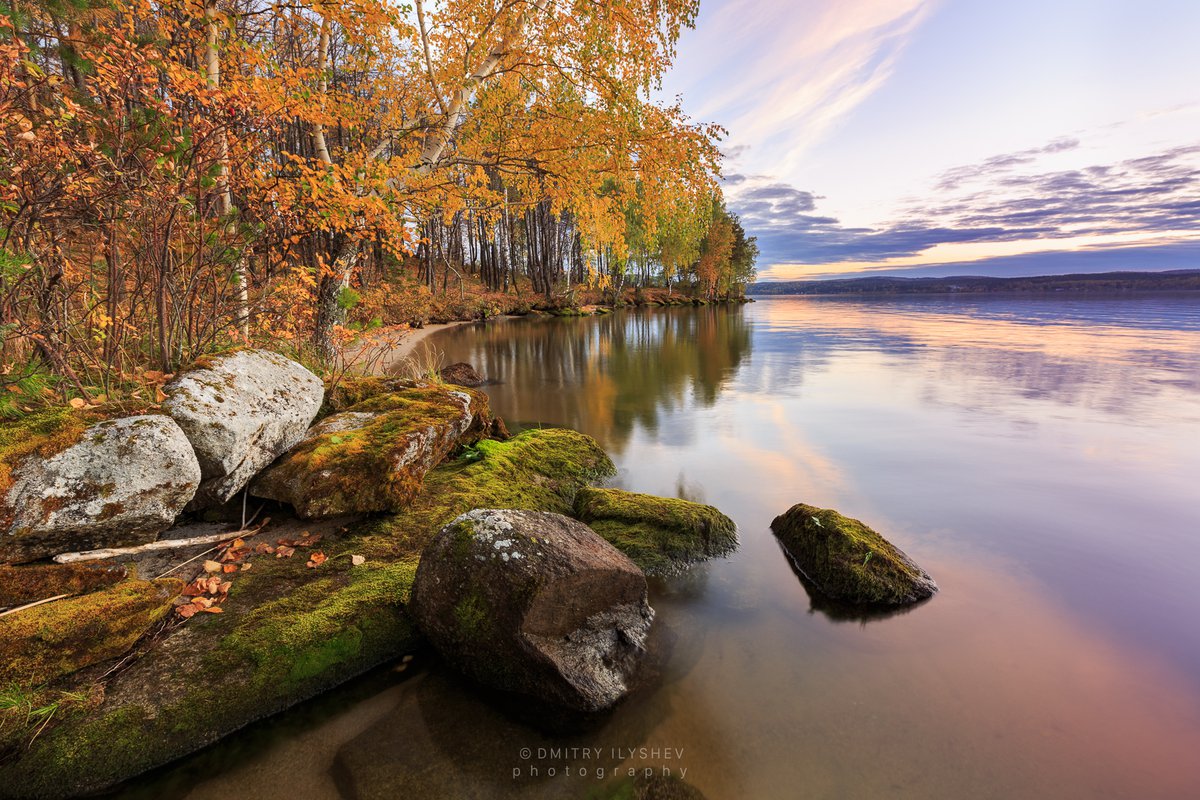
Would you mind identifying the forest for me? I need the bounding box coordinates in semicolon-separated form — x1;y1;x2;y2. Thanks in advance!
0;0;756;412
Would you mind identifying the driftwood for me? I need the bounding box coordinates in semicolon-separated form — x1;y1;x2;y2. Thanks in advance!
53;523;266;564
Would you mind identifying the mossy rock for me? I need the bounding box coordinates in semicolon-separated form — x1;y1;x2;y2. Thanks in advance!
322;376;419;414
251;386;492;518
0;578;182;688
574;488;737;575
0;563;127;607
770;504;937;606
0;427;615;798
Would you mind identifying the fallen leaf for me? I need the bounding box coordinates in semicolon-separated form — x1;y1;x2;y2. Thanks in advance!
351;554;365;566
203;560;222;573
200;605;223;614
276;545;295;558
222;564;238;573
192;596;212;608
254;543;275;555
176;604;198;619
240;562;253;571
218;581;232;594
68;397;87;409
306;551;327;568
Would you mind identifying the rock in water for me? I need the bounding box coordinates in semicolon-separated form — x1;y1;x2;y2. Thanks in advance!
0;415;201;564
574;487;737;574
251;386;492;517
410;509;654;714
770;504;937;606
163;349;324;506
440;362;486;387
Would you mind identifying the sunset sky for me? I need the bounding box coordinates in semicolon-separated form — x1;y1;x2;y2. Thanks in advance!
662;0;1200;281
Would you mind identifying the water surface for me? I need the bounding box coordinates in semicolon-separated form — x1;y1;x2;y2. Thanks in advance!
136;294;1200;799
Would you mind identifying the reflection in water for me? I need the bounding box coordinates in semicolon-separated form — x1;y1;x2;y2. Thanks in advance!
135;295;1200;799
433;307;752;454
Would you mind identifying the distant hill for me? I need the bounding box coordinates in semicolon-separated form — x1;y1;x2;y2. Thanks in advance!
746;269;1200;296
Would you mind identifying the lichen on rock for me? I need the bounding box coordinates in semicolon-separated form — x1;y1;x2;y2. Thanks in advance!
574;488;737;574
250;386;493;517
162;349;324;507
410;509;654;714
0;413;201;564
770;504;937;606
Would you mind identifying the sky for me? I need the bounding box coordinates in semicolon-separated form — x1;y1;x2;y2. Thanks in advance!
659;0;1200;281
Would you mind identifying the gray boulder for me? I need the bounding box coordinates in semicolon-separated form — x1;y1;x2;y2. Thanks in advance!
1;415;201;564
410;509;654;714
162;349;323;506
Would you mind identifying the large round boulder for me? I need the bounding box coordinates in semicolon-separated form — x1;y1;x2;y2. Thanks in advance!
250;386;492;518
0;414;201;564
162;349;324;507
770;504;937;606
410;509;654;714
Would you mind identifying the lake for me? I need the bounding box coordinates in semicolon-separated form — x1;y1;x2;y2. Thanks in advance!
127;294;1200;799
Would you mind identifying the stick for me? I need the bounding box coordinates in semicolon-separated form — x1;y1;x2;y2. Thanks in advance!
53;523;267;564
0;594;70;619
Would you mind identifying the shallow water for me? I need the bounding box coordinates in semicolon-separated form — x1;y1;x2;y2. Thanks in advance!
129;294;1200;799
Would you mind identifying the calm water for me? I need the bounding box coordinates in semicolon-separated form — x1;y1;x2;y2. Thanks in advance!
134;294;1200;799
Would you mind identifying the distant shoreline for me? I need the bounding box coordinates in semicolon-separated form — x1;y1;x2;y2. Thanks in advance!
747;269;1200;297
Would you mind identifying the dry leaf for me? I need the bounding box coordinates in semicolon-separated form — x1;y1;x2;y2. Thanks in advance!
200;606;223;614
240;562;253;571
276;545;295;558
203;560;222;573
192;596;212;608
222;564;238;573
68;397;87;409
306;551;327;568
176;604;198;619
351;554;365;566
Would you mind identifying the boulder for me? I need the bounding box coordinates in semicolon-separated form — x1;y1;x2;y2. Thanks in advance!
0;414;201;564
574;488;737;574
0;578;182;687
0;563;127;607
440;362;486;387
162;349;324;506
770;504;937;606
250;386;491;517
410;509;653;714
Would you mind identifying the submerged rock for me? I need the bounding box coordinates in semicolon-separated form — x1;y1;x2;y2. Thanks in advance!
410;509;654;714
574;488;737;574
163;349;324;507
440;361;486;387
251;386;491;517
0;563;127;607
770;504;937;606
0;413;201;564
0;578;182;687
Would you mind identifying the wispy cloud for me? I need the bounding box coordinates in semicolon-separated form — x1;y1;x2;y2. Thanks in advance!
667;0;937;172
729;138;1200;277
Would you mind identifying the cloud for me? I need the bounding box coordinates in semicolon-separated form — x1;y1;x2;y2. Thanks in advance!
665;0;937;173
729;138;1200;273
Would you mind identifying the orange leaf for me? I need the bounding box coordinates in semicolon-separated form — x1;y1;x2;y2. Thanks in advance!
200;606;224;614
222;563;238;573
177;604;198;618
306;551;327;568
203;560;222;573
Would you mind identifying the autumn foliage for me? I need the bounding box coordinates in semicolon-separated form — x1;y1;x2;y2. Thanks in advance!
1;0;752;409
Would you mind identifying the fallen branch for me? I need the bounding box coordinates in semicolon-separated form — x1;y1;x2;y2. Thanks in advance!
0;593;70;619
53;522;268;565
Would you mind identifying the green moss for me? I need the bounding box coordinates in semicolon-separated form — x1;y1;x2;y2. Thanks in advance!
0;578;182;688
0;564;127;607
322;376;419;414
452;589;489;639
357;428;615;563
225;561;417;687
574;488;737;574
769;504;937;606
